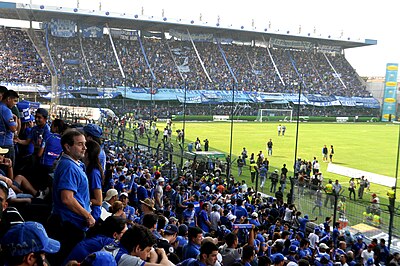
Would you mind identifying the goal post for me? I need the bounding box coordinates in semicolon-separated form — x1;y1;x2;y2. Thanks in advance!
256;109;293;122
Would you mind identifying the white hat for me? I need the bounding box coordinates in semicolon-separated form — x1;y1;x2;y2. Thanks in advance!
158;177;165;183
227;213;237;221
119;192;129;198
319;243;329;250
251;212;258;218
104;189;118;201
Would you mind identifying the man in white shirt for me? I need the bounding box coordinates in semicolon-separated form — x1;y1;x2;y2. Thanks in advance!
308;228;320;249
154;178;164;210
210;204;221;231
361;244;374;266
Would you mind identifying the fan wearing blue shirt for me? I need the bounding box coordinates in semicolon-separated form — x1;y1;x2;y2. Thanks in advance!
197;202;212;233
234;199;248;222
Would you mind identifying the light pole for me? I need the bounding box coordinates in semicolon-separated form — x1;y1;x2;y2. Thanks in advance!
228;80;236;188
180;80;188;169
388;122;400;250
291;82;301;204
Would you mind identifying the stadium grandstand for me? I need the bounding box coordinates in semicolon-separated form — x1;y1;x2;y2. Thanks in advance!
0;2;380;118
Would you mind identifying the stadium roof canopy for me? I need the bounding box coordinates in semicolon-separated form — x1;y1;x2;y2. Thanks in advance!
0;1;377;49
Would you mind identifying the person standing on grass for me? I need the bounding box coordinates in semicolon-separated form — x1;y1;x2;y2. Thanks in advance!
249;159;258;184
237;155;244;176
329;145;334;162
280;163;288;193
387;186;396;210
322;145;328;162
267;139;273;156
241;147;248;166
281;125;286;136
358;176;366;200
349;178;356;200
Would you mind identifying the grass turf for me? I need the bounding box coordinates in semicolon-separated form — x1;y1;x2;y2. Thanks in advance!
122;121;400;233
169;121;399;201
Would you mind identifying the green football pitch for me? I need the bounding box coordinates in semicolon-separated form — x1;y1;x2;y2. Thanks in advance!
169;121;399;202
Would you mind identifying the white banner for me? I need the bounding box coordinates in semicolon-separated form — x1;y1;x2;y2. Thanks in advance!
327;163;395;187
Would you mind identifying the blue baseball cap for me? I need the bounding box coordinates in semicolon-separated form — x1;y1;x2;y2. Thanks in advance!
82;251;117;266
289;245;298;253
164;224;179;235
83;124;103;138
367;258;374;265
1;221;60;257
271;253;286;264
304;215;309;219
297;232;304;238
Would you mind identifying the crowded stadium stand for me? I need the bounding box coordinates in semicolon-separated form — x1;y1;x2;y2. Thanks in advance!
2;3;400;266
0;2;380;120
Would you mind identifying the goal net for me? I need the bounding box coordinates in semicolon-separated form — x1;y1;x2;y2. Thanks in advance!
256;109;293;122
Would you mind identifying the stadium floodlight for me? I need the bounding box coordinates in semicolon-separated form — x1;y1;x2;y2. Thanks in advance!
256;109;293;122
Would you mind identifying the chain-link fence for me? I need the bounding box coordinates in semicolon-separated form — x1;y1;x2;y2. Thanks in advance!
252;173;400;250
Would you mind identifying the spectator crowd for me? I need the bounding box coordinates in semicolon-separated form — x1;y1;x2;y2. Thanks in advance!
0;84;397;265
1;26;370;97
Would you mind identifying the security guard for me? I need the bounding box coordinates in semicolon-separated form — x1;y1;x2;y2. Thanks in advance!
387;186;396;211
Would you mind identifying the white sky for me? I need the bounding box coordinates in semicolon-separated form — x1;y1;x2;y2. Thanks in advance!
4;0;399;77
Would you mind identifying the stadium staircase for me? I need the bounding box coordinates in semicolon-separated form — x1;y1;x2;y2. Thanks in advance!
23;28;55;76
23;28;59;105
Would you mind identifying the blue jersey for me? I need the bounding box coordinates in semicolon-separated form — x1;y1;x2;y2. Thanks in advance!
18;127;34;156
64;235;115;264
299;217;308;232
123;205;136;225
0;102;16;146
99;148;106;172
29;123;50;149
234;206;248;221
198;210;210;233
182;242;200;260
87;167;103;221
40;132;62;167
52;154;91;231
137;186;149;201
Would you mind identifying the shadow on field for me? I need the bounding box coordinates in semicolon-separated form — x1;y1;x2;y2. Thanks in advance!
330;162;347;165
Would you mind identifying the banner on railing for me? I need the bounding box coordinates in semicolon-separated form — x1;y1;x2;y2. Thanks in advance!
50;19;76;37
110;29;138;40
270;38;313;49
142;31;164;39
64;59;81;65
81;25;103;38
170;29;213;42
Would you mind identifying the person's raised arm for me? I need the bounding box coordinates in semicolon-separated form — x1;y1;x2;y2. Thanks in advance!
248;224;255;247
